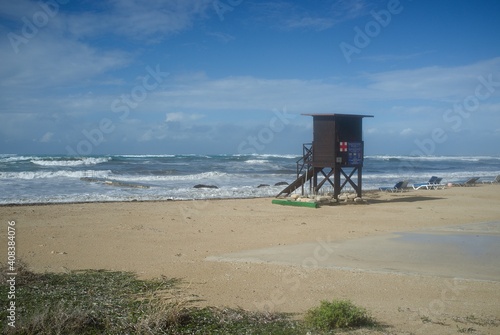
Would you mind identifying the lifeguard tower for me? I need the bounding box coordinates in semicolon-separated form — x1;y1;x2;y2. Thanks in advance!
277;113;373;200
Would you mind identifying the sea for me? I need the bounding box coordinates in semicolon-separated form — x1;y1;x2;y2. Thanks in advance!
1;154;499;205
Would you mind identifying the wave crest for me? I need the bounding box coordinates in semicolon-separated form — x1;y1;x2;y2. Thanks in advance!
31;157;110;166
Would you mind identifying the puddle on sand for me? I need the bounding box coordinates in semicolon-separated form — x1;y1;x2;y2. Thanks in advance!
395;232;500;260
207;222;500;281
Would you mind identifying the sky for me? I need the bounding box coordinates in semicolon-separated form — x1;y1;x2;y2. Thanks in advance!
1;0;500;156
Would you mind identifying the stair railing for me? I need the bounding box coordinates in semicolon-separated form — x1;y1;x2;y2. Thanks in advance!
296;143;313;178
297;143;313;195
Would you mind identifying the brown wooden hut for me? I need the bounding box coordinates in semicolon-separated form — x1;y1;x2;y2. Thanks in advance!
277;113;373;199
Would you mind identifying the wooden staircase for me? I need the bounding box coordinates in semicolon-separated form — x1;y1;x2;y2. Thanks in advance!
276;143;313;197
276;166;315;197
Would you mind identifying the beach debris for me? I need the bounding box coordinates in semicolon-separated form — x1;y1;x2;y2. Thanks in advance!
315;195;331;203
279;192;364;206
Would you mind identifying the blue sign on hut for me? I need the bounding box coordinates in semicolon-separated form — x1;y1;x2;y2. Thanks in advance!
277;113;373;200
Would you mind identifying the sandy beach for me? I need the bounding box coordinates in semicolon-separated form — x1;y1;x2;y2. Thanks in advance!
2;184;500;334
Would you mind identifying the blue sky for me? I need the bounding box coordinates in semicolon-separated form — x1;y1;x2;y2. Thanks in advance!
1;0;499;156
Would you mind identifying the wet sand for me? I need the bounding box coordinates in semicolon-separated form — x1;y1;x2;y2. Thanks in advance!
208;221;500;281
1;184;499;334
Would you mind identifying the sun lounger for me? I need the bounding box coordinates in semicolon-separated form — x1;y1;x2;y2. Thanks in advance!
482;175;500;184
379;180;409;192
425;178;447;189
412;176;442;190
451;177;480;187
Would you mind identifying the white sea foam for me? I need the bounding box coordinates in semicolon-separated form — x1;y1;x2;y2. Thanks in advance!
0;183;282;205
31;157;110;166
0;155;39;163
231;153;298;159
257;154;299;159
366;155;500;162
245;159;270;164
1;153;498;204
114;171;229;182
117;154;176;158
0;170;111;180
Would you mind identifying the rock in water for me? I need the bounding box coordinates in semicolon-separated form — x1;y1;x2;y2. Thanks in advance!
257;184;270;188
193;184;218;189
274;181;289;186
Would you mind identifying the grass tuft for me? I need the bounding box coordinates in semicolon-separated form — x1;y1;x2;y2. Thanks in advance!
0;262;178;334
304;299;375;331
0;262;379;334
134;304;299;335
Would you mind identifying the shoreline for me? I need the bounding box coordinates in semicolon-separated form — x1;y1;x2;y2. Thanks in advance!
1;184;499;334
0;189;385;207
0;187;427;207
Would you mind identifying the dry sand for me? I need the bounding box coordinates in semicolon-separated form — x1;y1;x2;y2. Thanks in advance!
1;184;500;334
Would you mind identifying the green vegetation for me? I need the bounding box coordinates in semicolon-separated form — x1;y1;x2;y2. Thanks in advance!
0;261;179;334
0;262;378;334
304;299;375;331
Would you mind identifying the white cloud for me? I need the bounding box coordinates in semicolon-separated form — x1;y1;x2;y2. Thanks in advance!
0;33;131;91
140;58;500;116
330;0;370;21
478;102;500;114
66;0;212;41
165;112;204;123
39;131;54;142
134;112;209;143
365;57;500;101
165;112;185;123
0;0;214;93
7;56;494;130
2;44;499;153
400;128;415;136
285;16;335;31
206;31;235;43
0;0;41;19
359;51;437;63
155;76;353;113
365;127;379;135
249;0;371;31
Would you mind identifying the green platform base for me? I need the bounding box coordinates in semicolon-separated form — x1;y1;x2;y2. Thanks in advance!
272;199;318;208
